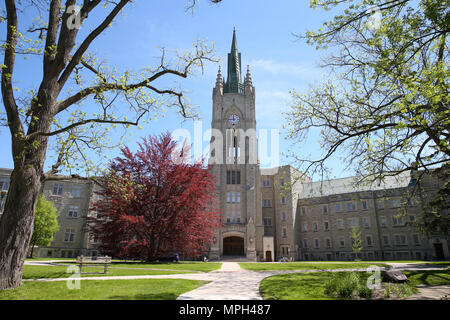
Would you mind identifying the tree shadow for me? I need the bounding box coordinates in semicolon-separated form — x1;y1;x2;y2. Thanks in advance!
108;293;179;300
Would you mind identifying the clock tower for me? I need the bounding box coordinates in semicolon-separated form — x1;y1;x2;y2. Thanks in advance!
208;29;263;261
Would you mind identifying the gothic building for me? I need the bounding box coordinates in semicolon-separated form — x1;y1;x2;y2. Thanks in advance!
205;30;449;262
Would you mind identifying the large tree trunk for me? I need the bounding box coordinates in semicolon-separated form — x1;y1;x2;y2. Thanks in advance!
0;167;42;289
0;87;53;290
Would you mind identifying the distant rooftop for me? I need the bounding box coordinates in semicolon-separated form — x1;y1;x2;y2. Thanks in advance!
298;171;413;199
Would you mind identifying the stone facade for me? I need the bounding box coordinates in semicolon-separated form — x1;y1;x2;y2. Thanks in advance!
0;168;100;258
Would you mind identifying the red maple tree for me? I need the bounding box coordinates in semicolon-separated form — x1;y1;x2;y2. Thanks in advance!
87;132;222;261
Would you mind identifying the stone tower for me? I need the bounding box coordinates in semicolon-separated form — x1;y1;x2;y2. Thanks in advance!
208;29;263;261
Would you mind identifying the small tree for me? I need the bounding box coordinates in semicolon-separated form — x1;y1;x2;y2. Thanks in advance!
87;132;222;261
350;227;363;261
29;194;60;258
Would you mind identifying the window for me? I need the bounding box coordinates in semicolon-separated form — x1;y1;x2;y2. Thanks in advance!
337;219;344;230
281;246;289;256
326;238;331;248
380;217;387;227
52;183;63;196
68;206;79;218
282;227;287;238
226;192;231;203
347;202;356;211
263;199;271;207
314;238;320;249
349;218;359;228
366;235;373;247
280;179;285;186
339;237;345;247
392;216;404;226
226;212;231;223
0;178;9;191
72;185;82;198
263;217;272;227
232;211;241;223
362;200;368;210
64;228;75;242
236;193;240;203
324;221;329;231
303;239;308;249
363;217;371;228
395;234;407;245
263;180;270;187
281;212;286;221
383;235;390;245
377;199;385;210
301;207;306;216
413;234;420;246
390;199;401;208
336;203;342;212
313;222;318;232
303;223;308;232
323;205;328;214
227;170;241;185
281;196;286;205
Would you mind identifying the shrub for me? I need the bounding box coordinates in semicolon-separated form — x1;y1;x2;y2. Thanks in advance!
324;272;372;299
357;284;373;299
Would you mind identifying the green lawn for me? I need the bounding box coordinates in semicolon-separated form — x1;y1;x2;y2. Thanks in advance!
239;262;388;271
0;279;207;300
23;262;221;279
259;270;450;300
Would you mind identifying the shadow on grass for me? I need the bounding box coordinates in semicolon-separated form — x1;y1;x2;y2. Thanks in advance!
406;270;450;286
108;293;179;300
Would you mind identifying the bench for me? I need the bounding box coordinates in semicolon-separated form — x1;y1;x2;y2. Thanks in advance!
76;255;112;274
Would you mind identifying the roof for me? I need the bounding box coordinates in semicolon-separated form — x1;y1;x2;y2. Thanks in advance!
298;172;413;199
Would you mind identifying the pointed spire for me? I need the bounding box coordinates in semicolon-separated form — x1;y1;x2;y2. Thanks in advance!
224;28;244;94
245;65;252;86
216;66;223;88
231;27;238;53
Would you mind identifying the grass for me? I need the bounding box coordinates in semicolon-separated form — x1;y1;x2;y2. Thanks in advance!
23;262;221;279
259;270;450;300
0;279;207;300
239;262;387;271
22;265;194;279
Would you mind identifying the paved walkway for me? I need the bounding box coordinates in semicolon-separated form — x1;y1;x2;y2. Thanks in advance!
408;285;450;300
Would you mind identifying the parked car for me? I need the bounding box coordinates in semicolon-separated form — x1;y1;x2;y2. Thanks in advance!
156;253;180;262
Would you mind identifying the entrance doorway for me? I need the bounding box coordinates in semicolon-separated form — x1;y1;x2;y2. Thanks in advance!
223;236;244;256
433;243;445;260
265;250;272;262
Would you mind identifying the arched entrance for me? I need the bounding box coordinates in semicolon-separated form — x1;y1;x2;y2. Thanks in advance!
223;236;245;256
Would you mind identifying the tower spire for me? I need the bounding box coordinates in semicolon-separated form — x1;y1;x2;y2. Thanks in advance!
224;28;244;94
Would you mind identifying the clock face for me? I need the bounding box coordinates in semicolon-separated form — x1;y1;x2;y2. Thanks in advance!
228;114;240;125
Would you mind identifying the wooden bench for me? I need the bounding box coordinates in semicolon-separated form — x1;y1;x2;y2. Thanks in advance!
76;255;112;274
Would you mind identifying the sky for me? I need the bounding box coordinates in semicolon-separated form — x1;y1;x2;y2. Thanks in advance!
0;0;353;180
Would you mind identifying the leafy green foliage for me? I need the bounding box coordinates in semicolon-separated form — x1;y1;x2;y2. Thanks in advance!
287;0;449;183
324;272;372;299
30;194;59;249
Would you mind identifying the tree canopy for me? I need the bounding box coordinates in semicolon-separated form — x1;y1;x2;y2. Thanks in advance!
29;193;59;256
87;132;222;261
286;0;449;183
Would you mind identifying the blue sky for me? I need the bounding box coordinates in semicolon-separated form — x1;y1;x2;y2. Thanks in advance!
0;0;352;179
